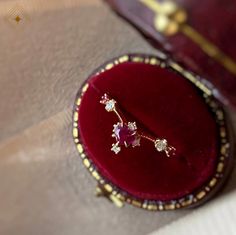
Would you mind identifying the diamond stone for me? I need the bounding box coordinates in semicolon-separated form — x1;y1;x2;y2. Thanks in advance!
128;122;137;131
155;139;168;152
105;99;116;112
111;143;121;154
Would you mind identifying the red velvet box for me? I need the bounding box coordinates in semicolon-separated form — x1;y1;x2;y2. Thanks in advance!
72;0;236;211
73;53;234;210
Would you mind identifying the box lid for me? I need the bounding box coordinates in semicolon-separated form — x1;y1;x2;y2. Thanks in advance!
105;0;236;108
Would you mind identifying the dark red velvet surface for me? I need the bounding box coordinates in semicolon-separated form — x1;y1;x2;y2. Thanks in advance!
78;62;219;201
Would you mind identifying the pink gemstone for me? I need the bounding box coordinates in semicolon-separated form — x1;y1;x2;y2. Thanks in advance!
113;123;139;146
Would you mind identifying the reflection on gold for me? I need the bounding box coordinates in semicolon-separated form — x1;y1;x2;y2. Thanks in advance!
140;0;236;76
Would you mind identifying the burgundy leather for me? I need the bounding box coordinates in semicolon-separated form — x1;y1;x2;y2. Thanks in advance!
105;0;236;107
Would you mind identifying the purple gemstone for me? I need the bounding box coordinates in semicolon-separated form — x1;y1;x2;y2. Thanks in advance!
113;123;139;146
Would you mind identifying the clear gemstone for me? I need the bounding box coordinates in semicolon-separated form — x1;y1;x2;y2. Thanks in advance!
111;143;121;154
128;122;137;131
105;100;116;112
155;139;168;152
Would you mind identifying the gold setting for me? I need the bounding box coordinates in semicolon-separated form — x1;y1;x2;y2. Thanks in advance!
100;93;175;156
72;54;231;210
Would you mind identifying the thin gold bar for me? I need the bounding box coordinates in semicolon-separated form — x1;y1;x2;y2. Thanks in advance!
140;0;170;13
181;25;236;75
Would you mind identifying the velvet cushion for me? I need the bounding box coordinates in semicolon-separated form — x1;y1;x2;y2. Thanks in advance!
78;61;218;201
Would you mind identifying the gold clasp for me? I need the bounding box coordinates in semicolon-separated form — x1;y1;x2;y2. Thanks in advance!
140;0;187;35
95;184;124;208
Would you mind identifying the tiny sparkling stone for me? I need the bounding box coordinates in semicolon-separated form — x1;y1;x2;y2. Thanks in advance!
155;139;167;152
105;100;116;112
128;122;137;131
111;143;121;154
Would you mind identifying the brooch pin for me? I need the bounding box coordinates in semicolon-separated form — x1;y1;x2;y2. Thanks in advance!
100;93;176;157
